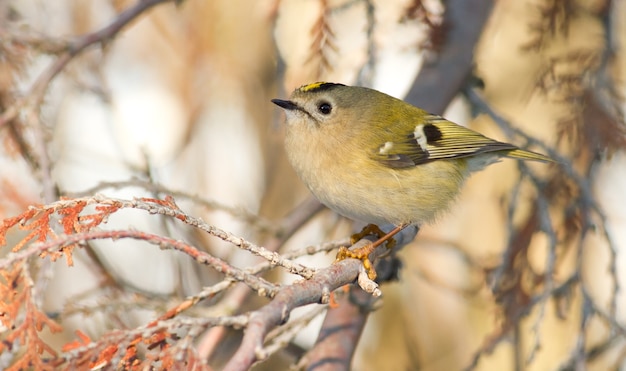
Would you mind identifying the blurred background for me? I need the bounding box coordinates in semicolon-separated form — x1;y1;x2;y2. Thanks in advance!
1;0;625;369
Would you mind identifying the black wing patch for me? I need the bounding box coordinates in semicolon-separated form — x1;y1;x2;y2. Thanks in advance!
373;115;517;168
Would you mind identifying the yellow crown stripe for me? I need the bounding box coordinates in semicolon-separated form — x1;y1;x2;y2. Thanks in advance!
297;82;344;93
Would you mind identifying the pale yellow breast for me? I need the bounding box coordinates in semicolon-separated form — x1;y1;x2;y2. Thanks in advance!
285;124;468;225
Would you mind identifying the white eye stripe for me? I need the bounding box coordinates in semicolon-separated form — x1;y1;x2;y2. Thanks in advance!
413;124;429;152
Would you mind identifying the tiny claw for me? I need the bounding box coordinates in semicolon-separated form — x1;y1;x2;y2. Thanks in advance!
335;246;349;262
363;258;376;280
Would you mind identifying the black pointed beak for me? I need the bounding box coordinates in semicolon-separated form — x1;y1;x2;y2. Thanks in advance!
271;99;299;111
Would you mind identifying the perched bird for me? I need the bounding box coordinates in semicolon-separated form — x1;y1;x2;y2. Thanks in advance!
272;82;552;279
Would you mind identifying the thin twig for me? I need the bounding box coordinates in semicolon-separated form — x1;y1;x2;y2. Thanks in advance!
0;0;177;128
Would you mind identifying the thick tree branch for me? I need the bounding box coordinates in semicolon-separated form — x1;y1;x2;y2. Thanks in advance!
405;0;495;114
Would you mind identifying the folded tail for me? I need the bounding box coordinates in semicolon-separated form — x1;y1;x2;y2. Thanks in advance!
505;148;554;163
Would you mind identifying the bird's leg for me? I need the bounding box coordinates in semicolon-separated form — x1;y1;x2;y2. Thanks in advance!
336;223;408;280
349;224;397;248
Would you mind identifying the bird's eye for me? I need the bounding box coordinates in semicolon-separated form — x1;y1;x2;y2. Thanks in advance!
318;102;332;115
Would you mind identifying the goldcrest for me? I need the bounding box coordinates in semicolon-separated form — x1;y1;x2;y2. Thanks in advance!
272;82;552;228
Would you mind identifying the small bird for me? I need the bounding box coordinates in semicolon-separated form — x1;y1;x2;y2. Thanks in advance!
272;82;552;279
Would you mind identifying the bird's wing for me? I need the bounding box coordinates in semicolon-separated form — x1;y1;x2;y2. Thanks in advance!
371;114;517;168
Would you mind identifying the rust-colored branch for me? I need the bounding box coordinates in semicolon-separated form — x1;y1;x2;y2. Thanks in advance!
302;287;375;371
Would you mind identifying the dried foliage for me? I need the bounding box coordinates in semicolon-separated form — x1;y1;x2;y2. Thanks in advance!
403;0;447;51
522;0;574;51
0;195;375;369
0;262;62;371
306;0;338;77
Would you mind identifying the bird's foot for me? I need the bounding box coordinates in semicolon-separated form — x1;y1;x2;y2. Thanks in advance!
336;224;405;280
